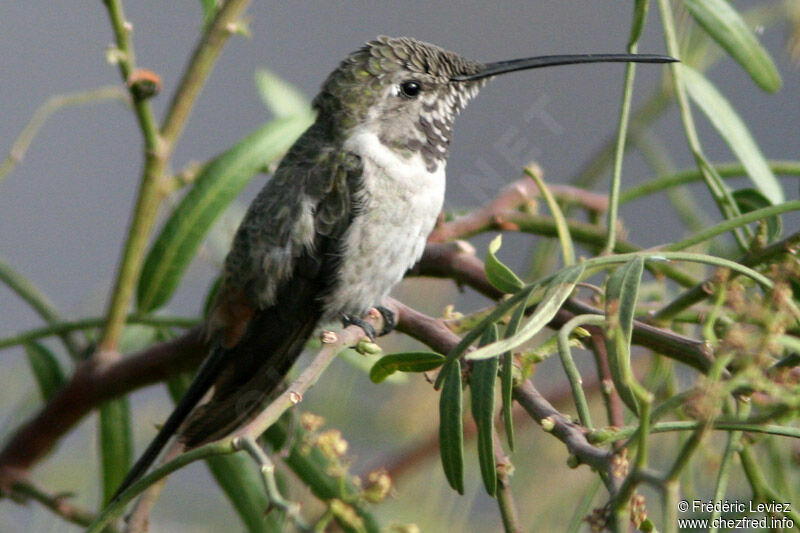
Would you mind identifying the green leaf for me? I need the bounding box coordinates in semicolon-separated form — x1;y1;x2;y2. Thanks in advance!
525;168;575;266
168;374;279;532
471;326;499;497
502;298;530;452
255;69;311;118
434;286;537;389
604;257;644;415
137;114;313;312
439;359;464;494
99;398;133;505
681;0;782;92
467;264;584;361
369;351;445;383
682;65;784;204
732;188;782;242
205;454;278;533
630;0;650;47
24;341;65;400
485;234;524;293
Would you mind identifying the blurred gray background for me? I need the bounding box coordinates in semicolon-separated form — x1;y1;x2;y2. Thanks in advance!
1;2;798;531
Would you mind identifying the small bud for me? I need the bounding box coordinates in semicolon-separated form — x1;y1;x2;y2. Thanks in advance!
356;339;382;355
288;390;302;404
329;499;365;532
300;412;325;431
105;45;126;65
321;330;338;343
317;429;348;460
363;468;392;503
566;454;580;469
127;69;161;100
540;416;555;432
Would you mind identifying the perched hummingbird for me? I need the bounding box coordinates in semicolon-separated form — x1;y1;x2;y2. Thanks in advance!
114;36;674;499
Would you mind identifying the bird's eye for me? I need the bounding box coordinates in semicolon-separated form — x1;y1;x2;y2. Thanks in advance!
399;80;422;99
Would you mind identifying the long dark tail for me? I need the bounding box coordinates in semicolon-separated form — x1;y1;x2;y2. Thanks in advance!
109;342;229;502
179;305;320;446
111;306;320;502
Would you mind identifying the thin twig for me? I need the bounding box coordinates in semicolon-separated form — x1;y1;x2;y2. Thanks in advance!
0;256;83;358
0;314;198;351
97;0;252;357
124;442;183;533
493;432;522;533
653;230;800;322
0;86;129;184
98;0;166;357
428;175;607;243
8;479;113;531
234;436;310;531
160;0;253;149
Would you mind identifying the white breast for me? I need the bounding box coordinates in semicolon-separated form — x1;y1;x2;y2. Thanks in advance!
324;130;445;318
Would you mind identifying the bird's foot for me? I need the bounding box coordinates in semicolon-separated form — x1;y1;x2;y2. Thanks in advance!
372;305;396;336
341;306;396;341
341;313;377;342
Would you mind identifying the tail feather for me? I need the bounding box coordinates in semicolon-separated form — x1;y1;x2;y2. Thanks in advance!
180;304;321;446
109;342;228;502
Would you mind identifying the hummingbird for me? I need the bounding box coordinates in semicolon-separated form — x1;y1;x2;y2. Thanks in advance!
113;36;675;499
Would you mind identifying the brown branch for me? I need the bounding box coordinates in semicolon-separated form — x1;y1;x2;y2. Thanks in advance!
587;330;626;439
410;241;503;299
378;374;603;483
428;175;608;243
512;380;618;491
412;239;713;373
389;298;618;488
0;326;207;489
8;479;115;531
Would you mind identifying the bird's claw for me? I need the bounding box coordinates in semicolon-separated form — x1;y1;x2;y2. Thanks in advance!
373;305;396;336
341;313;377;342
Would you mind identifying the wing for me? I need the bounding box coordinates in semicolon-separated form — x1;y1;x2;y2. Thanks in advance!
181;123;365;445
112;123;364;499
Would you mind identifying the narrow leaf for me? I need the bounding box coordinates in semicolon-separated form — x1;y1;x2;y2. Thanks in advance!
682;65;783;204
369;351;445;383
467;264;584;361
205;455;277;533
604;257;645;415
439;359;464;494
199;0;219;27
434;286;536;389
255;69;311;119
99;398;133;505
471;326;499;496
525;168;575;266
137;114;313;312
485;234;524;293
681;0;782;92
732;188;782;242
24;341;65;400
630;0;650;47
502;297;530;452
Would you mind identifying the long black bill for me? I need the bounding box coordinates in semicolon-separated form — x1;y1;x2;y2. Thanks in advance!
452;53;677;81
